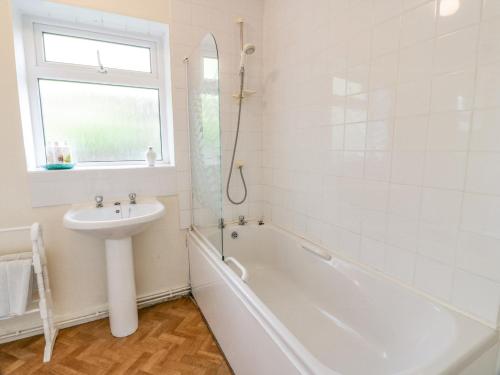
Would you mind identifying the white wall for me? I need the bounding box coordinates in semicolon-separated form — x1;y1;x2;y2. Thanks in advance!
262;0;500;328
0;0;263;335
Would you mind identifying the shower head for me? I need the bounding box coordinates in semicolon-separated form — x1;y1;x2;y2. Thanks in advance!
243;43;256;55
239;43;256;70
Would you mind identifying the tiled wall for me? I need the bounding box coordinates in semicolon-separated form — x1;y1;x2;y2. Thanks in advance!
261;0;500;327
169;0;264;227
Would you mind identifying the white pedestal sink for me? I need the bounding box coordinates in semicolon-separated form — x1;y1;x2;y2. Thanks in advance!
63;199;165;337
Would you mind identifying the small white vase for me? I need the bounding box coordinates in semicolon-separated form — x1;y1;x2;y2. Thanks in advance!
145;146;156;167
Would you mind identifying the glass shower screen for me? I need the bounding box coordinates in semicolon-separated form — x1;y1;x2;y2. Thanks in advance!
187;33;224;257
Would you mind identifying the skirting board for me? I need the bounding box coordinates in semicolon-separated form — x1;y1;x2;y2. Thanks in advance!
0;285;191;344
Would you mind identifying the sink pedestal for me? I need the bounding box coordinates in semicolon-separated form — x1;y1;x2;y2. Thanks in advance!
105;237;138;337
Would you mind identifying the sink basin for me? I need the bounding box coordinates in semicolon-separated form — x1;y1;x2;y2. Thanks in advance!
63;198;165;337
64;200;165;239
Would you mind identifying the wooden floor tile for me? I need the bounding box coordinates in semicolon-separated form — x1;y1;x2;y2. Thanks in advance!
0;298;233;375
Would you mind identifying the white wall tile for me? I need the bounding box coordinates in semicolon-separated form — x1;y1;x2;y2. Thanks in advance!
345;94;368;123
391;151;425;185
421;188;463;229
388;184;422;219
470;109;500;151
342;151;365;178
398;40;434;84
423;152;467;189
344;123;367;150
339;229;362;260
401;1;437;47
387;215;419;251
370;52;399;90
372;18;400;58
348;31;371;66
404;0;431;9
452;270;500;325
364;151;392;181
363;180;389;211
361;238;386;271
461;193;500;239
437;0;481;35
373;0;402;24
431;70;475;112
433;27;479;75
361;210;388;241
366;120;394;150
483;0;500;20
465;152;500;194
414;255;454;300
396;80;431;117
262;0;500;326
457;231;500;283
475;63;500;108
418;223;458;265
347;65;370;95
368;88;397;120
29;167;178;207
384;245;416;284
427;111;471;151
478;17;500;66
394;115;429;151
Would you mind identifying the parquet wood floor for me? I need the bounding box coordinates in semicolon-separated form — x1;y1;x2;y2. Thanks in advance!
0;297;233;375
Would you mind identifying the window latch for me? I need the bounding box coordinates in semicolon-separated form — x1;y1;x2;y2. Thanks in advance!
96;50;108;74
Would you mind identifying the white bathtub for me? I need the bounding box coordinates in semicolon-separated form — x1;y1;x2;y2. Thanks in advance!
188;223;499;375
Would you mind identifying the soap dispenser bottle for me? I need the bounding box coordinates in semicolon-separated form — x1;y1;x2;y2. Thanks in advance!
146;146;156;167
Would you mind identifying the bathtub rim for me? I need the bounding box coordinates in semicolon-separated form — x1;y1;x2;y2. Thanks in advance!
189;223;498;374
189;225;334;375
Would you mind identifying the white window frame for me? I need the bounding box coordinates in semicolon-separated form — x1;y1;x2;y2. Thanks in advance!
23;17;170;167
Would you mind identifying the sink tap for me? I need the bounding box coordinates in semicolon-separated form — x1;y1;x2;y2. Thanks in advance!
238;215;247;225
95;195;104;208
129;192;137;205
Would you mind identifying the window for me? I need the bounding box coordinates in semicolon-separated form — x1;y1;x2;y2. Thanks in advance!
25;21;168;166
42;33;152;73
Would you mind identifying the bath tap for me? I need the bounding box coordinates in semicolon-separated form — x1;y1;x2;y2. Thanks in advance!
129;193;137;205
95;195;104;208
238;216;247;225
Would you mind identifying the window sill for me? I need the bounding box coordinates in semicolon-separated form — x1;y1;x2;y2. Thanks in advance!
27;163;175;174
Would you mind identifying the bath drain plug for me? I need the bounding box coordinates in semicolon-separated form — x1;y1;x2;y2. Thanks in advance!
231;231;238;239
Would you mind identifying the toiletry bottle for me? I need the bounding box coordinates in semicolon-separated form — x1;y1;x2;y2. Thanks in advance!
46;142;55;164
54;142;64;163
146;146;156;167
63;141;72;163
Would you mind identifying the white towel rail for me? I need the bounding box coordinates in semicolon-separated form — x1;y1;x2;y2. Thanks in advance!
0;223;58;362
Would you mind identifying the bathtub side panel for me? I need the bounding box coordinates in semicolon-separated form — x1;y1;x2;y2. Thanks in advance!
188;234;301;375
458;343;498;375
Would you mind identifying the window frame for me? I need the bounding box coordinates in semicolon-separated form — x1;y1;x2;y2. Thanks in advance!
24;18;170;167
